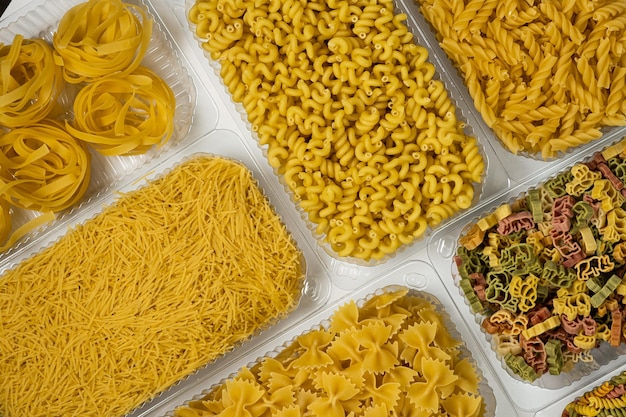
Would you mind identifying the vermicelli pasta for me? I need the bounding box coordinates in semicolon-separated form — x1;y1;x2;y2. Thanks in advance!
0;155;304;417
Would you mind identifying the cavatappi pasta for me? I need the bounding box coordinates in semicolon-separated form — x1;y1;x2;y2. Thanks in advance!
174;287;485;417
0;155;305;417
415;0;626;159
188;0;485;261
67;66;176;156
52;0;152;83
0;119;91;212
0;34;64;128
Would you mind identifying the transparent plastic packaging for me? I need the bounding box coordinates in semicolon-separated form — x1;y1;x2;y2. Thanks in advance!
428;133;626;413
402;0;626;164
180;0;518;270
148;261;518;417
0;0;198;263
0;130;333;417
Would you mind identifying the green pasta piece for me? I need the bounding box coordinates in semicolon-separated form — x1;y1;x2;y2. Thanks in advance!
526;189;543;223
590;274;622;308
544;171;573;198
504;353;538;382
545;339;564;375
459;278;486;314
541;260;576;289
457;247;485;281
499;243;538;275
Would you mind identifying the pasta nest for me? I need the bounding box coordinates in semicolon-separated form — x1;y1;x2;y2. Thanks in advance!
0;119;91;212
0;35;65;128
67;66;176;156
52;0;153;83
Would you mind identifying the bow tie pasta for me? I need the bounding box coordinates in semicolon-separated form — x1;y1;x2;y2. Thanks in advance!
174;287;487;417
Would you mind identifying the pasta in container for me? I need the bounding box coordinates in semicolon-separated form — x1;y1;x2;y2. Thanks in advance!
0;0;197;255
411;0;626;160
449;136;626;389
185;0;487;264
0;153;307;417
168;286;495;417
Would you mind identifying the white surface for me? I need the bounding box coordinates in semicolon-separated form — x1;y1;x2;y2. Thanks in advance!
1;1;620;417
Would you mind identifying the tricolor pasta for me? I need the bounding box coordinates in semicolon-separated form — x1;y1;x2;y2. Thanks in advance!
0;155;305;417
174;287;486;417
415;0;626;159
188;0;485;262
563;371;626;417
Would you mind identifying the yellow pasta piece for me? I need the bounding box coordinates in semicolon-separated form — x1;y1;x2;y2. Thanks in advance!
173;288;484;417
66;66;175;156
0;35;64;127
0;119;91;212
415;0;626;158
188;0;485;262
0;155;304;417
52;0;153;83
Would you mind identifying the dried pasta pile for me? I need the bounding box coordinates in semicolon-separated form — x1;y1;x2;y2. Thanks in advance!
174;287;485;417
0;0;178;251
188;0;484;262
563;371;626;417
415;0;626;159
0;155;305;417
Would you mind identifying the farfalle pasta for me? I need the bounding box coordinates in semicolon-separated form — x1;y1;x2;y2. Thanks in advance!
174;287;486;417
52;0;152;83
415;0;626;159
188;0;485;261
455;137;626;382
0;35;64;128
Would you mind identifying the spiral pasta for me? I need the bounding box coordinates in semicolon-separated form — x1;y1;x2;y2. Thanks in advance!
416;0;626;159
66;66;175;156
0;35;64;128
188;0;485;262
0;120;91;212
52;0;152;83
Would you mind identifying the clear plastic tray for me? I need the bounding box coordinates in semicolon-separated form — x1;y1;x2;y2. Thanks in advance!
401;0;626;169
174;0;519;271
0;0;203;264
428;134;626;413
0;129;333;417
124;260;517;417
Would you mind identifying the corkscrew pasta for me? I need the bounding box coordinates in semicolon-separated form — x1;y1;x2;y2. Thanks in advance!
0;155;304;417
188;0;485;261
415;0;626;159
174;287;485;417
563;371;626;417
52;0;153;83
0;35;64;128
